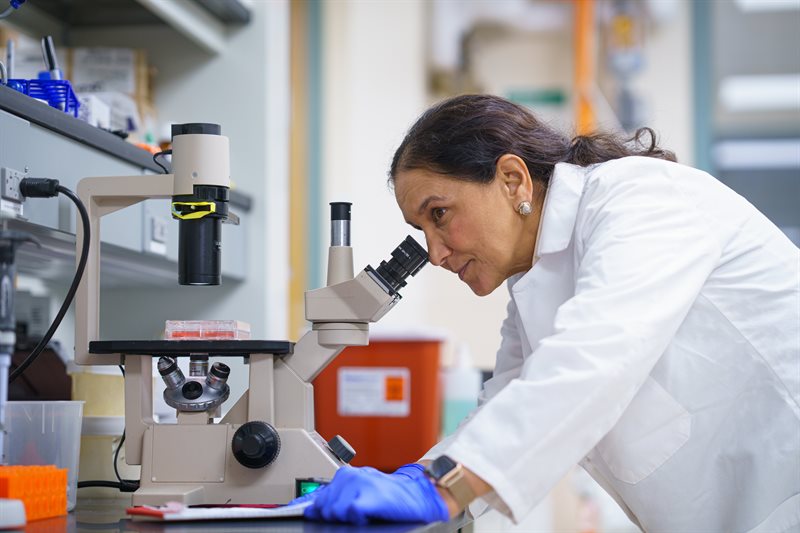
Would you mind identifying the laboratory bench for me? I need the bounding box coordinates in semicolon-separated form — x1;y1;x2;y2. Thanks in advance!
21;498;472;533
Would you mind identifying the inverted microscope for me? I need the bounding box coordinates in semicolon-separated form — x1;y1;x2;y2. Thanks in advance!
74;123;428;506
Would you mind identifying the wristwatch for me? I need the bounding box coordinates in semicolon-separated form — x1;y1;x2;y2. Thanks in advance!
424;455;476;509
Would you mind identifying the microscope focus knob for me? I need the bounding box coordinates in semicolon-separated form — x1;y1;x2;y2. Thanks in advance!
327;435;356;464
232;421;281;469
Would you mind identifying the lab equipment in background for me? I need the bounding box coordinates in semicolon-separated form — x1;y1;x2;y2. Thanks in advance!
441;343;482;437
165;319;251;340
0;0;25;20
76;93;111;129
72;125;429;506
40;35;61;80
0;229;39;528
314;336;442;472
10;291;71;401
10;341;70;401
0;466;66;521
1;76;79;115
3;401;82;511
0;34;80;116
5;38;12;78
0;177;91;526
604;0;647;131
0;230;38;459
69;47;158;146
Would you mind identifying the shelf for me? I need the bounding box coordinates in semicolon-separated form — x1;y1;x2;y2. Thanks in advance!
4;0;251;54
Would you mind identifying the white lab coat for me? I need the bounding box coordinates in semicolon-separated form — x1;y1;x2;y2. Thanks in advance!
422;156;800;532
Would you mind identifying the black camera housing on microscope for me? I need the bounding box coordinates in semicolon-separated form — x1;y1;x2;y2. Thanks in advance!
170;123;230;286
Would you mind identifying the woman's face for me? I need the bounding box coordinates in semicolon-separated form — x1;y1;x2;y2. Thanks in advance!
394;164;537;296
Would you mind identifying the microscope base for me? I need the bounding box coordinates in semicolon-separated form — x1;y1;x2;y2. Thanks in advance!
132;425;342;507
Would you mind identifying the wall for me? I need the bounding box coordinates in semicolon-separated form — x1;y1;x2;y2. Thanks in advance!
629;0;694;164
320;0;441;336
321;0;511;369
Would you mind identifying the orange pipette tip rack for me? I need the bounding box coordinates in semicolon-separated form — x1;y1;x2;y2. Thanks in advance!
0;465;68;521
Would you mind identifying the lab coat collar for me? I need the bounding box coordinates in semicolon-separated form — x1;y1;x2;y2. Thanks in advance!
534;162;587;257
507;162;586;293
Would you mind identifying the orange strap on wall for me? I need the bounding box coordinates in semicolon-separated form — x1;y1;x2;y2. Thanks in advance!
574;0;596;135
289;0;310;339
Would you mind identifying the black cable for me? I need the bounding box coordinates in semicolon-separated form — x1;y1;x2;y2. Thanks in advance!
153;149;172;174
113;364;140;490
77;480;138;492
114;365;125;486
9;184;90;382
76;365;140;493
113;431;126;483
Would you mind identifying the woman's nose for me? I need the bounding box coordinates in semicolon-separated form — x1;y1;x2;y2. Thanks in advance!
425;235;451;267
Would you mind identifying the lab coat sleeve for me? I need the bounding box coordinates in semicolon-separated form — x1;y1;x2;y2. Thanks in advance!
421;289;526;460
436;163;723;522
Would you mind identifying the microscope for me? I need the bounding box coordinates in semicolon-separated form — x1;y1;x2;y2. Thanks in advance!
74;123;428;506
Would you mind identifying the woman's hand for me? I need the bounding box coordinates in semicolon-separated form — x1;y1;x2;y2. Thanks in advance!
299;465;449;525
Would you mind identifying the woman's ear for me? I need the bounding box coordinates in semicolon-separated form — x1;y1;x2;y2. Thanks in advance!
495;154;533;202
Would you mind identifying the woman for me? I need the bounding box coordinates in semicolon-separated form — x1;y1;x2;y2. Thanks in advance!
302;95;800;531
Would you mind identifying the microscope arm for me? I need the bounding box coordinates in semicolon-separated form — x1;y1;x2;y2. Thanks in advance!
282;269;399;383
75;173;176;366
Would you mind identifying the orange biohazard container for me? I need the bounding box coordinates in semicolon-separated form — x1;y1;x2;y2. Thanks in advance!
313;337;442;472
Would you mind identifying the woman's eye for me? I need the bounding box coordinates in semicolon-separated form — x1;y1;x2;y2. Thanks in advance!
432;207;446;223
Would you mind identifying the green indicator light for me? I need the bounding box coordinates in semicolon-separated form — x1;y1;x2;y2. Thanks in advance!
295;477;329;498
299;482;323;496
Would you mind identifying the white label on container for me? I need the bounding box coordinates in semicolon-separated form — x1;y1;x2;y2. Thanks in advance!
337;367;410;417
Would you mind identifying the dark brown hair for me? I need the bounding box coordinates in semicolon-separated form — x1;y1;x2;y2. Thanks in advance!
389;94;675;187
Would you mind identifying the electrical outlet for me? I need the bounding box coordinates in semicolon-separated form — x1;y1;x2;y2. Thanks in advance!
1;167;26;202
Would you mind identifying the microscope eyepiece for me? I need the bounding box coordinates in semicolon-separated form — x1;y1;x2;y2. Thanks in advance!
374;236;428;292
330;202;351;221
330;202;352;247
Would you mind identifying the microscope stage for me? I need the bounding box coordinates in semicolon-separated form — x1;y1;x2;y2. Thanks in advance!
88;340;294;357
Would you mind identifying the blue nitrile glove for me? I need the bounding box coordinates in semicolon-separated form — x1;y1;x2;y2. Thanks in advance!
303;466;449;525
289;463;425;506
391;463;426;480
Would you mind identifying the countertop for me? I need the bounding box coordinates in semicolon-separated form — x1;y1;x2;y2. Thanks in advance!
21;499;471;533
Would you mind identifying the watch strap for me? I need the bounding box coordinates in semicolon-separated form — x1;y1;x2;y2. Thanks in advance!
432;461;475;509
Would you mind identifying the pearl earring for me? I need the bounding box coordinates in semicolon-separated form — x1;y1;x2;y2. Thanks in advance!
517;201;533;216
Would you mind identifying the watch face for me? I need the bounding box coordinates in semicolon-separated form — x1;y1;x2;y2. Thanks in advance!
427;455;458;480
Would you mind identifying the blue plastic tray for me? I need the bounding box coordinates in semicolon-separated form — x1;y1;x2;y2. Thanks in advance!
5;78;80;117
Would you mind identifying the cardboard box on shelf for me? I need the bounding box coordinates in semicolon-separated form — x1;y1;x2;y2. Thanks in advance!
76;93;111;129
68;47;153;106
88;91;141;133
69;47;159;144
1;28;160;148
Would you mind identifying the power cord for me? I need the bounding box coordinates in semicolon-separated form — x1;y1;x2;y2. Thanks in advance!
9;179;89;382
153;149;172;174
